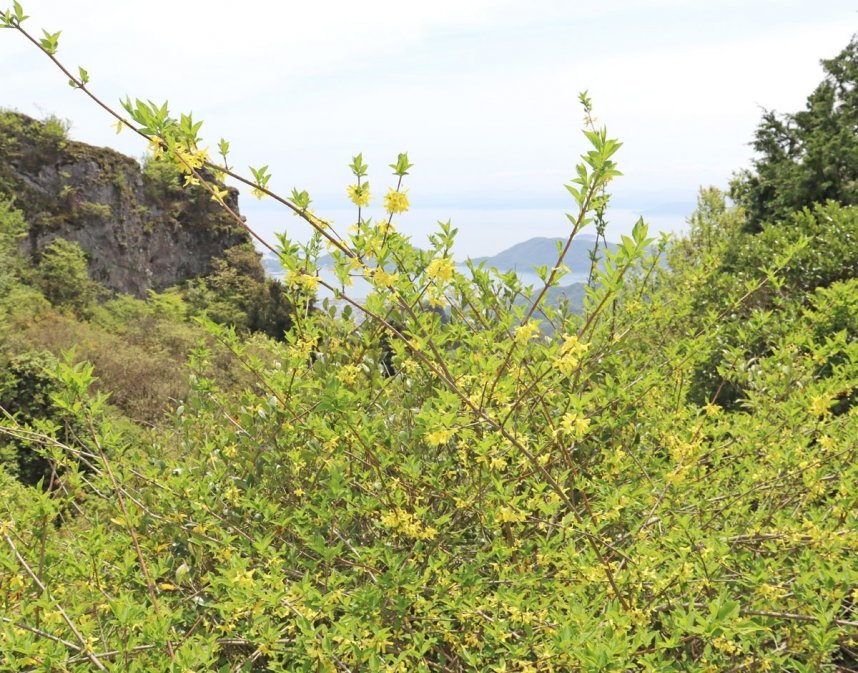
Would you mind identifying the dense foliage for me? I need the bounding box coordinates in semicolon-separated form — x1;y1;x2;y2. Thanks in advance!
731;36;858;232
1;7;857;672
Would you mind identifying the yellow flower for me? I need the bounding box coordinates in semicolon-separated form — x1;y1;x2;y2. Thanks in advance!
561;334;589;357
497;505;526;523
702;402;722;416
210;186;229;202
427;287;447;308
223;484;240;504
236;569;255;590
425;427;455;446
810;394;831;417
514;322;540;344
383;188;409;214
379;508;436;540
287;271;320;293
347;183;371;207
337;363;361;385
559;412;590;438
426;257;455;284
369;267;398;289
147;137;165;156
557;352;578;375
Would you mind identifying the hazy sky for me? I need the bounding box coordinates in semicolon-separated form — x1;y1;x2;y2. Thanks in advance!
1;1;855;257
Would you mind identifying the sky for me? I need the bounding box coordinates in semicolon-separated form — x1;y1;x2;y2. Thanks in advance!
1;1;855;258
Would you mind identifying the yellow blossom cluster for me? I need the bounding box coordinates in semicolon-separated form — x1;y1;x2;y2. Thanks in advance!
223;484;241;504
383;188;409;214
347;183;371;207
287;270;320;293
288;334;317;361
425;257;455;284
173;145;208;175
367;266;398;289
558;411;590;438
337;363;362;385
425;426;456;446
809;394;831;417
378;508;437;540
557;334;589;374
426;287;447;308
496;505;527;523
209;186;229;203
515;322;541;344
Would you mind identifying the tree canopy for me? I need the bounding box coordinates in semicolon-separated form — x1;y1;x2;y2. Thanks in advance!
731;35;858;231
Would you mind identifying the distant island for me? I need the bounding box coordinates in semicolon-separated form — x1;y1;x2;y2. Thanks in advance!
467;234;617;275
262;234;617;312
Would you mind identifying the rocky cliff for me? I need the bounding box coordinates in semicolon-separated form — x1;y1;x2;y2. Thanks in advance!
0;110;256;297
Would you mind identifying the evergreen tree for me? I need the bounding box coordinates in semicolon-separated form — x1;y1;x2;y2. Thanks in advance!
731;36;858;231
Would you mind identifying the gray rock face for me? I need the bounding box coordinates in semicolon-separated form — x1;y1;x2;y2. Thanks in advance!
0;111;256;297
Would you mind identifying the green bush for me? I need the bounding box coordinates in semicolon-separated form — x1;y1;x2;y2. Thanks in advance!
0;198;26;294
40;114;70;146
720;201;858;295
0;350;62;485
142;151;182;198
34;238;100;314
77;200;112;220
185;244;298;339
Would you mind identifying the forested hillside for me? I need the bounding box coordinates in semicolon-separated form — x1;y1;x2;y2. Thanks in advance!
1;7;856;672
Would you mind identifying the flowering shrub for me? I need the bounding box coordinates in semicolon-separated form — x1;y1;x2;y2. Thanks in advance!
1;6;857;672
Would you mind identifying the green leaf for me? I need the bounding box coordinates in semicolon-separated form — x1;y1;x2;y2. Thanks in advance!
12;1;27;22
77;65;89;85
390;152;413;177
350;152;368;178
39;29;61;55
291;188;311;210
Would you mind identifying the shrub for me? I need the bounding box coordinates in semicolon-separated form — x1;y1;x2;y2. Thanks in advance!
720;201;858;295
34;238;100;314
40;113;70;145
0;198;26;294
141;151;182;198
185;244;298;339
0;350;62;485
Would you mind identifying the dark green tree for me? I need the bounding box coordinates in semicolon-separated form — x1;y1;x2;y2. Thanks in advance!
731;35;858;231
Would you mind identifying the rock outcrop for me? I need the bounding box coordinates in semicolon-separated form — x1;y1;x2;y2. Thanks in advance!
0;110;256;297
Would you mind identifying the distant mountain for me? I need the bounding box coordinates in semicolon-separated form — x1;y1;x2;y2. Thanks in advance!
262;253;283;275
468;236;617;275
264;235;616;278
262;235;609;314
520;281;588;319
